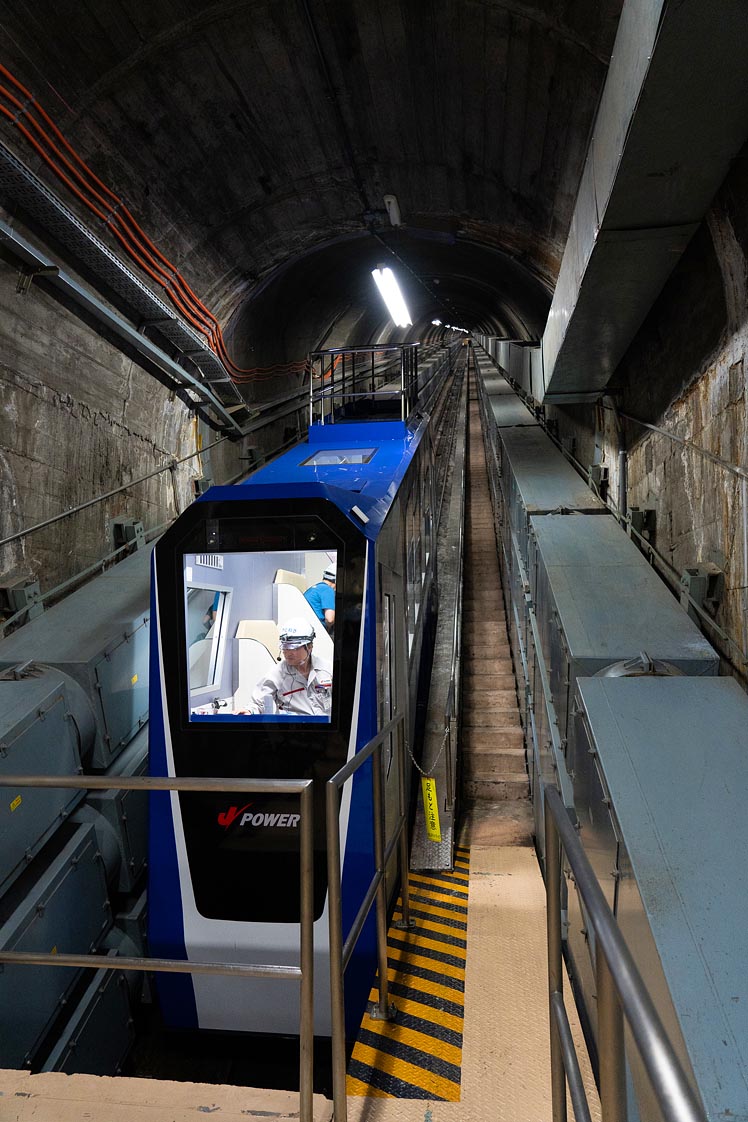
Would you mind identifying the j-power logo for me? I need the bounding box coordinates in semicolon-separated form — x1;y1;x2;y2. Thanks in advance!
218;803;300;829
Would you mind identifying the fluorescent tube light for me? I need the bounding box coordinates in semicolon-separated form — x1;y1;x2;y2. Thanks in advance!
372;267;412;327
431;319;442;326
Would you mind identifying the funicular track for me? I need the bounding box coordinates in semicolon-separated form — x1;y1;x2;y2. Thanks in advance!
458;356;532;843
344;347;538;1104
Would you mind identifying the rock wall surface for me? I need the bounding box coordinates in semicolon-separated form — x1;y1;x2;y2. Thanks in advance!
548;155;748;675
0;218;198;597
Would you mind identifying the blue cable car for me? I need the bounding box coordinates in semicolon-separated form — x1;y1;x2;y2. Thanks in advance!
148;415;437;1039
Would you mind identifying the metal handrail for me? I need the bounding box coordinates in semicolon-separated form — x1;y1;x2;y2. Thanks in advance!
472;360;576;813
0;410;310;638
309;343;422;425
476;342;748;673
553;435;748;671
424;341;463;418
307;341;460;427
543;785;707;1122
0;522;170;638
442;346;470;809
326;711;411;1122
0;772;315;1122
0;435;228;553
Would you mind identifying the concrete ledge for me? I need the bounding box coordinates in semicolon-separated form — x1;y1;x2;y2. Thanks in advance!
0;1070;333;1122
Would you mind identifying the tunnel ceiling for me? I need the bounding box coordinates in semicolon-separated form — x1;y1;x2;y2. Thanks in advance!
0;0;623;366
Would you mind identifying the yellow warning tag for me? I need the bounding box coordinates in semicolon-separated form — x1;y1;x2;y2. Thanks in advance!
131;673;139;685
421;778;442;843
10;795;22;813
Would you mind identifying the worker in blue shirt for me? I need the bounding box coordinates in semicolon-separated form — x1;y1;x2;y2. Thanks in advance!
304;567;336;633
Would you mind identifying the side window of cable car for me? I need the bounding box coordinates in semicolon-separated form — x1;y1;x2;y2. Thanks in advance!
186;586;228;692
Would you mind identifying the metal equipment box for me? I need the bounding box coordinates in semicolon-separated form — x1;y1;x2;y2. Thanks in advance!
529;512;718;740
104;890;148;1006
0;674;83;892
110;888;147;957
488;397;538;429
568;676;748;1122
499;521;533;733
481;376;515;397
0;823;111;1068
72;726;148;893
475;353;514;397
39;950;133;1074
498;427;605;569
474;371;536;734
0;546;153;768
527;513;718;851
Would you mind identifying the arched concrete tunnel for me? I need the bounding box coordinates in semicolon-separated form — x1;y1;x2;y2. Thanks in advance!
2;0;748;675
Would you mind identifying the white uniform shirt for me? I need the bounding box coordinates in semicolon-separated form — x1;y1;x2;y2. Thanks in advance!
249;653;333;716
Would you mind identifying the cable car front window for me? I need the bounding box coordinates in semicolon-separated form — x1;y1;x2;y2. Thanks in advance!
184;548;337;723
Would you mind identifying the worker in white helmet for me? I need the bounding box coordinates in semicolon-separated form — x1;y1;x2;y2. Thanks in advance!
245;617;333;716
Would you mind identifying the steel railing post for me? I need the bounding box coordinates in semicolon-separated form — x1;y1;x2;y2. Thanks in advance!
298;781;314;1122
326;779;347;1122
543;784;706;1122
400;348;406;422
396;718;412;926
545;795;567;1122
413;348;418;413
309;358;315;428
372;741;391;1017
0;772;315;1120
445;713;454;810
597;949;627;1122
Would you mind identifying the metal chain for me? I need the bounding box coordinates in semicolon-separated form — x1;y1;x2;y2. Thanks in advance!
405;724;450;778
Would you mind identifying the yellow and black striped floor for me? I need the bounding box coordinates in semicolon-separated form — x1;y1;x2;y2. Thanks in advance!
346;846;470;1100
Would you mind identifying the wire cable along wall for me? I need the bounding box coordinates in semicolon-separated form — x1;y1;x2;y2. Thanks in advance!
0;64;306;386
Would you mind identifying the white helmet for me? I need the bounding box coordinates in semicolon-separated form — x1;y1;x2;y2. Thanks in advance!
279;617;315;648
323;567;336;583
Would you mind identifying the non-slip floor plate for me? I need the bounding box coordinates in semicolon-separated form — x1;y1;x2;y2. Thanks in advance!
347;848;470;1100
345;844;600;1122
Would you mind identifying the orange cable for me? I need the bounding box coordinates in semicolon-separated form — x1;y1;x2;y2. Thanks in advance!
0;84;223;344
0;65;314;383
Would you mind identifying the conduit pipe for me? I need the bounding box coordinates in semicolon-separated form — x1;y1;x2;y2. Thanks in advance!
0;63;306;384
0;218;245;434
601;404;748;483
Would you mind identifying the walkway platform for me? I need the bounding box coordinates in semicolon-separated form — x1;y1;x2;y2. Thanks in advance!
0;835;598;1122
